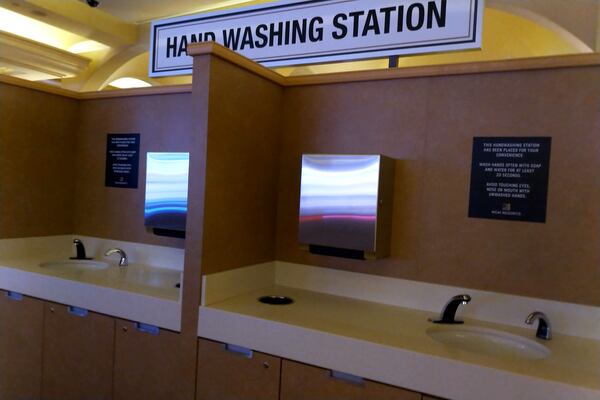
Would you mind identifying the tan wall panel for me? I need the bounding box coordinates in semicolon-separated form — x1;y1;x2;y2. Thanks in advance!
276;66;600;306
200;57;283;274
276;78;429;276
0;291;44;400
42;302;115;400
178;55;212;339
196;338;281;400
74;94;194;248
280;360;421;400
417;67;600;304
113;320;196;400
0;83;191;249
0;83;78;238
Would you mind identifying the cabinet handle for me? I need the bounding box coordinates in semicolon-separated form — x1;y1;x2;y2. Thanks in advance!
5;291;23;301
135;322;160;335
263;362;270;369
67;306;88;317
224;343;253;359
330;370;364;386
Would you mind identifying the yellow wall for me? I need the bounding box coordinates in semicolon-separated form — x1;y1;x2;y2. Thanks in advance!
278;8;591;76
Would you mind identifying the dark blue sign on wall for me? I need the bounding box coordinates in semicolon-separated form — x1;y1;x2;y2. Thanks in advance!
105;134;140;189
468;137;552;223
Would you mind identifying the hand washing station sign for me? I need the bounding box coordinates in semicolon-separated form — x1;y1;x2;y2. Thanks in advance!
149;0;484;77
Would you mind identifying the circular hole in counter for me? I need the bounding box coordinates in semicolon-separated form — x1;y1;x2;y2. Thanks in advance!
258;295;294;305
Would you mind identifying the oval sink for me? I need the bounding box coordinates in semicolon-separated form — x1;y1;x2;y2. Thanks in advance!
40;260;110;273
115;265;182;289
427;325;550;361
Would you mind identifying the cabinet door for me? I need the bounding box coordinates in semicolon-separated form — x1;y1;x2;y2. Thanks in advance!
196;338;281;400
113;319;196;400
423;396;445;400
41;302;115;400
0;291;44;400
281;360;421;400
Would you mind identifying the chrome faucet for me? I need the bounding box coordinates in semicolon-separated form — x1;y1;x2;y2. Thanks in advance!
525;311;552;340
104;248;128;267
431;294;472;324
70;239;90;260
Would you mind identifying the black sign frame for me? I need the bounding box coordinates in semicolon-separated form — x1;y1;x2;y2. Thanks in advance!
468;137;552;223
105;133;141;189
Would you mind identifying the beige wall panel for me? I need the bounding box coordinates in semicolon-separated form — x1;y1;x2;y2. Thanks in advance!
0;83;78;238
113;319;196;400
42;302;115;400
280;360;421;400
200;57;283;274
74;93;194;248
417;67;600;304
196;338;281;400
179;54;213;338
276;66;600;306
276;78;430;275
0;291;44;400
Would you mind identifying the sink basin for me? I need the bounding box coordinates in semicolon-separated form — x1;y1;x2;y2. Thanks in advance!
427;325;551;361
40;260;110;273
114;266;181;289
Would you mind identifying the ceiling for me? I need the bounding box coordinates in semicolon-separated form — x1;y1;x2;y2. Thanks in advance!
86;0;265;24
0;0;597;91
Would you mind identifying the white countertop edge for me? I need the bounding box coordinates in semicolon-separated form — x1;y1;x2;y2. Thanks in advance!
202;262;275;306
74;235;184;272
198;306;599;400
0;235;184;272
203;261;600;340
0;266;181;332
274;261;600;340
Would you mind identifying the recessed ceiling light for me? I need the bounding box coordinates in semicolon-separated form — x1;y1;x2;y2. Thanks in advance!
108;77;152;89
69;40;109;54
0;6;108;53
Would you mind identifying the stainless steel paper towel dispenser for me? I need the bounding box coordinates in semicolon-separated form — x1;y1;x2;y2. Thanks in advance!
298;154;394;259
144;152;190;237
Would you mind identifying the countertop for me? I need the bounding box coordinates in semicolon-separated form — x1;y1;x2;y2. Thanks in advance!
198;283;600;400
0;256;182;330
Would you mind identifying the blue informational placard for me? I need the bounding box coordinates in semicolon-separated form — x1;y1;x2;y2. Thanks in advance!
468;137;552;223
105;134;140;189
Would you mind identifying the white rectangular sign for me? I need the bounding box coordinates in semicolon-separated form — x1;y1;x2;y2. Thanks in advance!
150;0;484;77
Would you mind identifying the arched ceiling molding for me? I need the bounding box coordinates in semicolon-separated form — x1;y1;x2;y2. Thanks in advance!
99;51;161;90
487;2;593;53
80;43;149;91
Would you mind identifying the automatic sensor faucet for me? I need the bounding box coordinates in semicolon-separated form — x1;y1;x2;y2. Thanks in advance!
525;311;552;340
70;239;90;260
430;294;472;324
105;248;128;267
